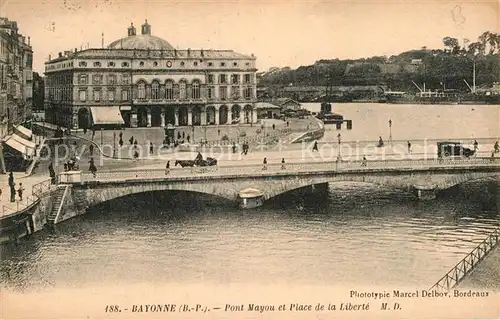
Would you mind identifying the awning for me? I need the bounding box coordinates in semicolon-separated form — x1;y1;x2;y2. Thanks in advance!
15;125;33;140
120;106;132;111
11;133;37;150
3;136;34;159
90;106;125;125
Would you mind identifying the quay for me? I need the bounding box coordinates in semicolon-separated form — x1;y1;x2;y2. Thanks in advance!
458;245;500;290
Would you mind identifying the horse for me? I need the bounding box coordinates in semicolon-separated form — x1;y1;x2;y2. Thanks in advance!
175;160;196;167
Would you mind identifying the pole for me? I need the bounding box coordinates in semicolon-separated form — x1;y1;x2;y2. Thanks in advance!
337;133;342;162
389;119;392;146
100;127;103;147
472;59;476;94
113;131;116;157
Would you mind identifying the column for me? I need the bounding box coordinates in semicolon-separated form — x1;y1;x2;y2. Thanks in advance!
201;106;207;125
187;107;193;126
215;106;220;125
174;108;179;126
161;109;166;127
146;109;152;127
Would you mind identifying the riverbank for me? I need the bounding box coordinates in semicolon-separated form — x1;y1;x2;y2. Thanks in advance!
458;245;500;290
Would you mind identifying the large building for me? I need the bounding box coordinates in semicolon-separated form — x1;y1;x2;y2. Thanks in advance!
44;20;258;130
0;17;33;138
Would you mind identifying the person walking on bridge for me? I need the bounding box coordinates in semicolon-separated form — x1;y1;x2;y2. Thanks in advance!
361;156;367;167
17;183;25;201
473;140;479;152
494;141;499;153
407;141;412;154
281;158;286;170
88;157;97;178
262;157;267;171
165;161;170;176
312;141;318;152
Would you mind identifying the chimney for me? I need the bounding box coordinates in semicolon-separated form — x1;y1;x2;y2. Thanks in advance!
187;48;191;56
127;22;136;36
74;48;77;53
58;52;62;58
174;49;177;57
49;54;51;60
27;37;30;46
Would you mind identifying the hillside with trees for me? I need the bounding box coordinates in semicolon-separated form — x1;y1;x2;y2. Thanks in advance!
258;31;500;93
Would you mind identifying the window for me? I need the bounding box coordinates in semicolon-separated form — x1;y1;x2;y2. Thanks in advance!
108;61;115;67
93;61;101;67
231;86;239;99
233;62;238;67
194;61;198;66
245;62;250;66
219;74;227;84
121;90;128;101
79;74;88;85
121;62;129;67
244;74;252;84
92;74;102;84
121;74;129;84
179;81;186;99
108;74;116;85
231;74;239;84
192;81;200;99
139;61;144;67
78;61;87;67
137;82;146;99
151;81;159;99
208;74;214;84
180;61;185;66
165;81;173;100
153;61;158;67
221;62;226;67
207;86;214;99
244;87;252;99
208;62;213;67
108;90;115;101
93;90;101;101
219;86;227;100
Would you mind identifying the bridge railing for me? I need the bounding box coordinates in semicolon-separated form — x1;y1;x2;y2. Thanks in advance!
429;227;500;292
1;196;39;217
77;157;500;182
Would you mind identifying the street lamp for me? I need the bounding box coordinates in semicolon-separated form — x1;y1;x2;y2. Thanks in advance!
337;133;342;162
388;119;392;146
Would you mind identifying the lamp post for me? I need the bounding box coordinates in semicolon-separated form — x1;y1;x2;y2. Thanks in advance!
388;119;392;146
113;131;116;157
337;133;342;162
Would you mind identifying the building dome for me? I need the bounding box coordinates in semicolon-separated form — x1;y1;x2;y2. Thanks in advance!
108;20;175;50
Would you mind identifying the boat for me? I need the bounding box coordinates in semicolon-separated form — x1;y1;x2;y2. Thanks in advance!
238;188;264;209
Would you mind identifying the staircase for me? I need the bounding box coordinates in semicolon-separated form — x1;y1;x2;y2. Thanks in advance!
47;186;69;224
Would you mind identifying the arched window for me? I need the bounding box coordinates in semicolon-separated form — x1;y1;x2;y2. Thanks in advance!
151;81;160;99
192;81;200;99
165;81;174;100
179;80;187;99
138;82;146;99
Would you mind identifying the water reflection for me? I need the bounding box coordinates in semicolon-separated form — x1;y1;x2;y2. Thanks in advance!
0;180;498;292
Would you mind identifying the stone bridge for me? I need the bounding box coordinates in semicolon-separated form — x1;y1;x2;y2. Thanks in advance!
52;158;500;224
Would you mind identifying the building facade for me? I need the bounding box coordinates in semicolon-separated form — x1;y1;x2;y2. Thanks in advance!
0;17;33;138
44;21;258;129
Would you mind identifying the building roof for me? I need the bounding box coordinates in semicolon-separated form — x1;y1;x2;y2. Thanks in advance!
272;98;300;106
108;34;175;51
255;102;281;109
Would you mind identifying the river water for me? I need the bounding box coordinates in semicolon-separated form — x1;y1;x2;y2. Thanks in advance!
1;104;499;318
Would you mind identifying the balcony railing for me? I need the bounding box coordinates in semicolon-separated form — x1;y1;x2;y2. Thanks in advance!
133;98;207;104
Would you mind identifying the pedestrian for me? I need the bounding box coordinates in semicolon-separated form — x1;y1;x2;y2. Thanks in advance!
312;141;318;152
262;157;267;171
49;162;56;184
474;139;479;151
88;157;97;178
8;172;15;202
182;132;185;139
89;144;94;155
165;161;170;175
134;150;139;159
83;126;87;135
119;138;123;147
286;121;289;127
129;136;134;145
149;142;154;155
281;158;285;170
407;141;412;153
378;136;384;147
218;129;220;136
119;131;123;140
187;135;190;143
232;143;237;154
361;156;367;167
17;183;24;201
272;124;276;130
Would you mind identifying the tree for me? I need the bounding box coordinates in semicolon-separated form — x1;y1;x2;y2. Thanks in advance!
443;37;460;54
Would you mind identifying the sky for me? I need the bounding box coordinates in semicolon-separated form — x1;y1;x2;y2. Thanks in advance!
1;0;498;74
